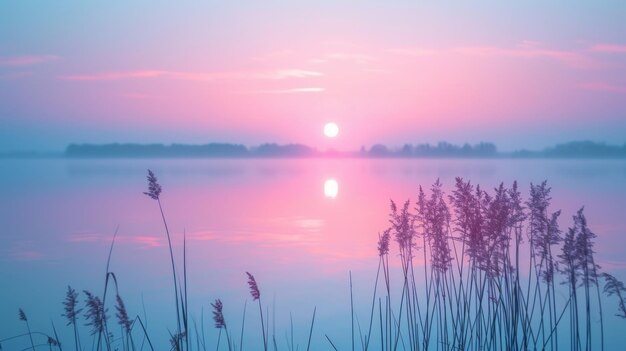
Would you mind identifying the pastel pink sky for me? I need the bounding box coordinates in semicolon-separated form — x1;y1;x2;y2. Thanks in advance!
1;1;625;151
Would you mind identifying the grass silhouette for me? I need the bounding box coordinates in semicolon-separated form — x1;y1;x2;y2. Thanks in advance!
2;171;625;351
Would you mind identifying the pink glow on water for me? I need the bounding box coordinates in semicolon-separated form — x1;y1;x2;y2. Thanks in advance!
2;158;626;347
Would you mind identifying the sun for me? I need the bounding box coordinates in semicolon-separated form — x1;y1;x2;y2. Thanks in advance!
323;122;339;138
324;179;339;198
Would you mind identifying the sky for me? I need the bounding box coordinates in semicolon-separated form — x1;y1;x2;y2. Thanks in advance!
1;1;626;152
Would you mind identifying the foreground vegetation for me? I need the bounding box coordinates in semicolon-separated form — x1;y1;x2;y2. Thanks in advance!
3;171;626;350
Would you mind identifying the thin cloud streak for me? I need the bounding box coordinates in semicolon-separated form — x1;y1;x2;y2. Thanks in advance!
387;48;438;57
309;52;377;64
389;42;598;68
243;87;325;94
0;55;60;66
122;92;152;99
453;44;594;68
589;43;626;53
0;71;32;80
579;82;626;94
61;68;323;81
134;235;163;248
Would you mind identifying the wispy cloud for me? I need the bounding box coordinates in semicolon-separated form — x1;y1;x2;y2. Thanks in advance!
390;41;597;68
293;218;325;232
134;235;162;248
62;70;170;81
0;55;60;66
62;68;323;81
67;232;105;242
589;43;626;54
309;52;376;64
243;87;325;94
599;260;626;271
122;92;152;99
251;49;297;61
11;249;44;261
578;82;626;94
186;230;218;241
5;241;44;261
387;48;438;57
67;232;163;248
453;42;594;68
256;69;323;79
0;71;32;80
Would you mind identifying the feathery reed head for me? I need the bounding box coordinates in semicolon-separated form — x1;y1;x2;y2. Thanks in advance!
377;228;391;257
389;199;415;253
47;336;59;347
63;285;81;326
170;331;186;349
83;290;107;335
601;273;626;318
602;273;626;297
420;180;453;273
246;272;261;301
143;169;162;200
573;207;600;286
18;308;27;322
115;294;132;333
527;181;553;257
211;299;225;328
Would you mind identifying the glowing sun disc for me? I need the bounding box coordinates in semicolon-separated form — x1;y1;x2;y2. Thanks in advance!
324;122;339;138
324;179;339;198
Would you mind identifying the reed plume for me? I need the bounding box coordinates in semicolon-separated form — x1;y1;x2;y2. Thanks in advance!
169;331;186;350
389;199;416;255
18;308;36;351
83;290;107;336
377;228;391;257
450;177;484;263
479;183;512;276
144;169;185;350
601;273;626;318
527;182;561;282
246;272;261;301
246;272;267;351
572;208;600;286
211;299;225;329
63;286;82;351
63;286;81;325
19;308;27;322
115;294;132;333
419;180;452;273
212;299;233;351
143;170;162;200
47;336;60;347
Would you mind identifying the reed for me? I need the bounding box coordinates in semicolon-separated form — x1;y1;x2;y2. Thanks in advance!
19;309;36;351
246;271;267;351
352;178;626;351
4;172;626;351
143;169;186;351
62;286;82;351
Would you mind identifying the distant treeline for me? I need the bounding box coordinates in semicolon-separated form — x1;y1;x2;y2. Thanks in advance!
511;141;626;158
365;142;498;157
63;141;626;158
65;143;317;158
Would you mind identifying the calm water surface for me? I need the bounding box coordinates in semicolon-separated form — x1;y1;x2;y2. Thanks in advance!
1;158;626;349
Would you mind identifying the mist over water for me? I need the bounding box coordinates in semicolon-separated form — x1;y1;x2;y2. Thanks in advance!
1;158;626;349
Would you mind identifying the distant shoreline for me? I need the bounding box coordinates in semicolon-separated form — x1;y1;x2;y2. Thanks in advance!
2;140;626;159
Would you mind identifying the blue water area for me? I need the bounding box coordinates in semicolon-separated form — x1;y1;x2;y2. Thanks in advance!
1;158;626;349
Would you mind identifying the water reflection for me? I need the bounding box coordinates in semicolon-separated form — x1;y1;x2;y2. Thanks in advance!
1;159;626;348
324;178;339;198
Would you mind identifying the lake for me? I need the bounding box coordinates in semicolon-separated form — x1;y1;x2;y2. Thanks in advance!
1;158;626;350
